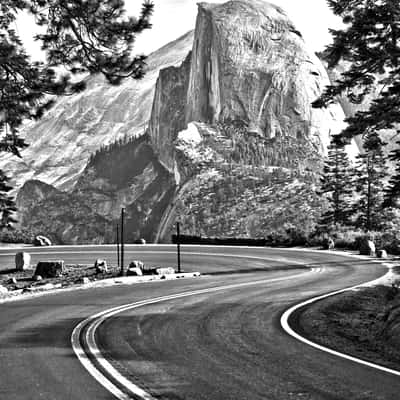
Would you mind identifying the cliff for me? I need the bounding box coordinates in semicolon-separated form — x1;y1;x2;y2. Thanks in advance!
184;1;346;151
2;31;194;191
15;1;358;243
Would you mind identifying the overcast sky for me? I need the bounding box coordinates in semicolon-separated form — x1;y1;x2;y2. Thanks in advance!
16;0;341;60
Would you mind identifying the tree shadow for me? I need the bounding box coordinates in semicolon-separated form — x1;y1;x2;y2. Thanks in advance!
0;317;83;353
206;258;378;276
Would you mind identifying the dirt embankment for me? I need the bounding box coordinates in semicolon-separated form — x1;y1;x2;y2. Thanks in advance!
298;284;400;370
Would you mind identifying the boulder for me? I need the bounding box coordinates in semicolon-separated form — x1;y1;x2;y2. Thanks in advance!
359;239;376;256
134;238;146;244
34;261;64;278
33;235;52;246
32;274;43;282
376;249;388;259
0;285;8;294
129;261;145;271
127;267;143;277
15;252;31;271
322;237;335;250
155;267;175;275
95;259;108;273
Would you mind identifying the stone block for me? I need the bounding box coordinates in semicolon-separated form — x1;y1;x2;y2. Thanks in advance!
15;252;31;271
34;261;64;278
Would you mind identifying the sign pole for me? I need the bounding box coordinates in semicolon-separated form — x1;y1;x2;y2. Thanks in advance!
177;222;181;273
116;223;120;269
121;208;125;276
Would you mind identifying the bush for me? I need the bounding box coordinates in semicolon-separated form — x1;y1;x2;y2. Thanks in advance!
0;228;35;244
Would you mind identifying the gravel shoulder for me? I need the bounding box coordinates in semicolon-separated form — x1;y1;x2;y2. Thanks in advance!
0;262;200;303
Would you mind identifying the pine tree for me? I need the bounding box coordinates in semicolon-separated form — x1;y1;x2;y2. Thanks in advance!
352;132;387;230
0;171;16;228
0;0;154;226
384;135;400;207
313;1;400;137
319;136;353;228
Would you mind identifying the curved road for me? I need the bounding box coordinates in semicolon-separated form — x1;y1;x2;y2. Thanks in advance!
0;245;397;400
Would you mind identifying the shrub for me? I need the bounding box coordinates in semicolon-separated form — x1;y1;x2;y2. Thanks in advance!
0;228;35;244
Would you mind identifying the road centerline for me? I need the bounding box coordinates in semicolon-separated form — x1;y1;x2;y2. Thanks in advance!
72;269;313;400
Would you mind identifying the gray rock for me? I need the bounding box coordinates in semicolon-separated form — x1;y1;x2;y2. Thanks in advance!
33;235;52;246
8;277;17;285
322;237;335;250
32;274;43;282
95;259;108;273
15;252;31;271
0;285;8;294
359;239;376;256
376;249;388;259
127;267;143;277
79;277;90;284
134;238;146;244
34;261;64;278
129;261;145;271
155;267;175;275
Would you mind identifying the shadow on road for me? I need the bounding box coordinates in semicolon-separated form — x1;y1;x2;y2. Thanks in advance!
206;259;380;276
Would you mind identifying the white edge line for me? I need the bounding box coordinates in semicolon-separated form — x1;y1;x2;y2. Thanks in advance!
280;266;400;377
72;269;313;400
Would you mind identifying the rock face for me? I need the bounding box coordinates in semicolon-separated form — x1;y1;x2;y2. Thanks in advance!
183;1;345;152
13;1;358;243
2;31;194;191
17;135;176;243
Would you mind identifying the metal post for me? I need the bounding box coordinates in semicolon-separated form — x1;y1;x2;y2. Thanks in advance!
116;223;120;269
121;208;125;276
177;222;181;273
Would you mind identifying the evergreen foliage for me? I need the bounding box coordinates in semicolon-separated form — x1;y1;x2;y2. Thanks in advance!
87;134;158;189
313;0;400;218
0;171;16;228
313;0;400;140
384;135;400;207
352;132;388;230
0;0;154;227
319;136;353;227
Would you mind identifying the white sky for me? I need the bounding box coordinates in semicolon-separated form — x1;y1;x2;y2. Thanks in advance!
16;0;341;60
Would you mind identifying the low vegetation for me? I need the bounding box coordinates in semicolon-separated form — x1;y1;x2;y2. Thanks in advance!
298;284;400;370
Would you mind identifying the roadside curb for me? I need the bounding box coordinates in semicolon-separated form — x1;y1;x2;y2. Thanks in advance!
0;272;201;304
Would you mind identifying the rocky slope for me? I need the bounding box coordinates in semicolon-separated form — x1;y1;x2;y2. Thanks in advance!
15;0;357;244
3;31;194;191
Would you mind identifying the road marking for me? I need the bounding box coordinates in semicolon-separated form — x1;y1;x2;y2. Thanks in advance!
72;269;314;400
280;268;400;377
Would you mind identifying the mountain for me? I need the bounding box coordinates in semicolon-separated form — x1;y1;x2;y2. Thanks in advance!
2;31;194;191
15;0;355;244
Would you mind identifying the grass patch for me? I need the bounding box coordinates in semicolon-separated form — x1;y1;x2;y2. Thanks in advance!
298;285;400;370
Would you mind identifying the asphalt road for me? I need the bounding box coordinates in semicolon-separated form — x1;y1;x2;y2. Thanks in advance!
0;245;397;400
